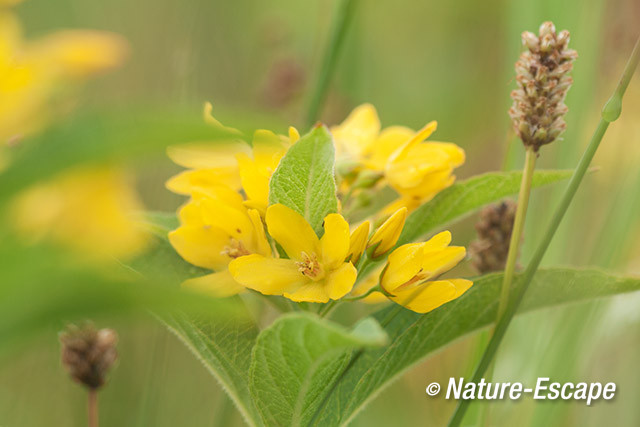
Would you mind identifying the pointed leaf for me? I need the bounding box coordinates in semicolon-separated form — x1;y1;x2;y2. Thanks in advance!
269;125;338;234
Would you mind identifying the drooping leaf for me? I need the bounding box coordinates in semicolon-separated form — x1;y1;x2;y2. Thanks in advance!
249;313;387;426
269;125;338;234
313;268;640;425
398;169;574;245
164;311;264;427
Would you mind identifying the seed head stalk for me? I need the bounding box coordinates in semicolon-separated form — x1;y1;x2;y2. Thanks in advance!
496;147;536;321
448;34;640;427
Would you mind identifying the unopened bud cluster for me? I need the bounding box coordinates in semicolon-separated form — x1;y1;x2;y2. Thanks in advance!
509;21;577;151
60;323;118;390
470;200;517;273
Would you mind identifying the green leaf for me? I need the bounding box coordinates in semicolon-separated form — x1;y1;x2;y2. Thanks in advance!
0;109;241;204
249;313;387;426
399;169;574;245
314;268;640;425
163;310;264;427
269;125;338;234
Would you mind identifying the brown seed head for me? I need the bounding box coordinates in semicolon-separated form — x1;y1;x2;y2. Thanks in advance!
470;200;518;273
509;21;577;152
60;323;118;390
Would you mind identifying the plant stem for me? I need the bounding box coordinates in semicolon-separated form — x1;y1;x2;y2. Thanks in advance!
448;35;640;427
497;147;536;321
88;389;98;427
305;0;358;127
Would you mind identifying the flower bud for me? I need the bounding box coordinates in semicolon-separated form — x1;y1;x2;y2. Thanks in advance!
367;207;407;258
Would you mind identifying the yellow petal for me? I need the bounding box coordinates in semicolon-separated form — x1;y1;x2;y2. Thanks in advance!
380;243;424;292
368;207;407;258
390;279;457;314
202;102;241;135
166;169;242;196
388;121;438;163
320;213;351;269
237;152;270;212
265;204;319;260
450;278;473;298
251;129;287;168
288;126;300;143
168;225;230;270
364;126;414;171
420;246;466;280
284;283;330;303
247;209;272;257
199;196;254;243
181;270;244;298
325;262;357;300
331;103;381;158
229;255;307;295
167;141;248;169
347;220;370;265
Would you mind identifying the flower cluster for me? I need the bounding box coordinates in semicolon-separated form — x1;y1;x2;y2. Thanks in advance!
167;104;471;313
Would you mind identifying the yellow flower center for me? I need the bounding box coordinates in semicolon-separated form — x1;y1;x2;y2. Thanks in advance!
221;238;250;259
296;252;324;281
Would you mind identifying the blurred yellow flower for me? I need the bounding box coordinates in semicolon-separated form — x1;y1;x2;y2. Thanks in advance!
331;104;465;212
380;231;472;313
168;187;272;297
12;168;147;259
229;204;357;303
367;207;407;258
167;103;298;214
0;9;128;143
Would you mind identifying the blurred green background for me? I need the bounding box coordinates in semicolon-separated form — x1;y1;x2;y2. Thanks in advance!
2;0;640;425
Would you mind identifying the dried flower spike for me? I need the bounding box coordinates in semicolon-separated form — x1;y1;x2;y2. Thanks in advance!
509;21;578;152
470;200;518;273
60;323;118;390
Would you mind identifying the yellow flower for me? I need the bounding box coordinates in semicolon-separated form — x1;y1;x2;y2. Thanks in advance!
331;104;465;212
166;103;298;214
346;220;370;265
367;207;407;258
0;10;128;143
11;168;147;259
380;231;472;313
385;122;465;207
229;204;357;303
168;187;271;297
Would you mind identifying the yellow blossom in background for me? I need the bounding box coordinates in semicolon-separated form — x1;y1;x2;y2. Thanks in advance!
331;104;465;212
229;204;357;303
350;265;390;304
380;231;471;313
168;187;272;297
367;207;407;258
11;168;147;259
167;103;298;214
0;7;128;144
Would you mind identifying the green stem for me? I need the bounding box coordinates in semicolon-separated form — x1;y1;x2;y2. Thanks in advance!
448;35;640;427
497;147;537;321
305;0;358;127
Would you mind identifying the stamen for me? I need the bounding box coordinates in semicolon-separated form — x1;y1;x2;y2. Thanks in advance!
296;252;324;280
221;238;250;258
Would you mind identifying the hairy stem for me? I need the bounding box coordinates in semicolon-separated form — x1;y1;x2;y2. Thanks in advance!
448;35;640;427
